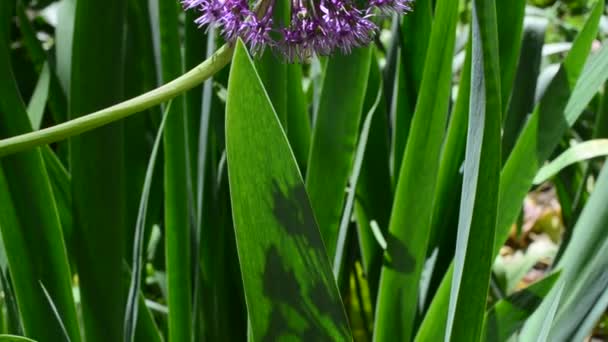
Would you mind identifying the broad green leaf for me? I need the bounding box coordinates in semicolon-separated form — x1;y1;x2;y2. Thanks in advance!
69;0;127;340
534;139;608;184
157;0;192;339
483;272;560;342
446;0;502;340
502;17;547;161
226;40;351;341
306;47;372;259
373;0;458;339
0;3;80;340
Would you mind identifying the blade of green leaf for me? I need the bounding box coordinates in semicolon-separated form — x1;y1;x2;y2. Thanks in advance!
417;2;605;340
16;1;68;125
26;63;50;130
534;139;608;184
536;280;565;342
0;3;80;340
333;71;383;278
55;0;75;95
571;281;608;341
306;47;372;259
39;282;71;342
538;163;608;340
354;53;392;304
123;0;163;265
424;40;471;308
496;0;525;111
0;271;22;335
502;17;547;161
157;0;193;339
445;0;502;340
124;102;169;342
69;0;127;340
285;63;311;173
373;0;458;339
392;0;433;179
226;40;352;341
483;272;560;342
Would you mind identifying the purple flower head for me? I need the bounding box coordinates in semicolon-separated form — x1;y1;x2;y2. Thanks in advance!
183;0;413;61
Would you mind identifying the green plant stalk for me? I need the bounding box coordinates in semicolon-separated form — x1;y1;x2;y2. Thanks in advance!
0;44;233;158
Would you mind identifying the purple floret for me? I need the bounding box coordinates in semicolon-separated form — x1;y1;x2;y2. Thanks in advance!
183;0;413;61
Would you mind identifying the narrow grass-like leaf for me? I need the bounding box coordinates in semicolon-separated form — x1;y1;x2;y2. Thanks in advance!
226;40;352;341
392;0;432;178
502;17;547;161
124;103;170;342
534;139;608;184
0;271;22;335
425;41;471;306
497;2;605;256
0;4;80;340
571;282;608;341
69;0;127;340
26;63;50;130
418;2;605;339
55;0;75;95
527;163;608;340
123;0;163;263
306;47;372;259
333;75;383;278
286;64;311;173
373;0;458;339
536;281;565;342
354;54;392;302
157;0;192;339
483;272;560;342
16;1;67;125
39;282;71;342
496;0;525;110
445;0;502;340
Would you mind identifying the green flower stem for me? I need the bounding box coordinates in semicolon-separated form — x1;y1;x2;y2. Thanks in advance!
0;44;234;158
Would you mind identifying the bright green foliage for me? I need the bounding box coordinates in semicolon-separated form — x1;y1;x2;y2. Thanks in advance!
374;0;458;339
0;0;607;341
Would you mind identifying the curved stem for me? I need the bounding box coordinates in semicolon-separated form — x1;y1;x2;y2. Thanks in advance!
0;44;234;158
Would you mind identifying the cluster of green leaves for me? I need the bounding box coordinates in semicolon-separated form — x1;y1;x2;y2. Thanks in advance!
0;0;608;341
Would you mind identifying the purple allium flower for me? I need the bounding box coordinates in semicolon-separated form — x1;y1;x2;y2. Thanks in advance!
182;0;413;61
